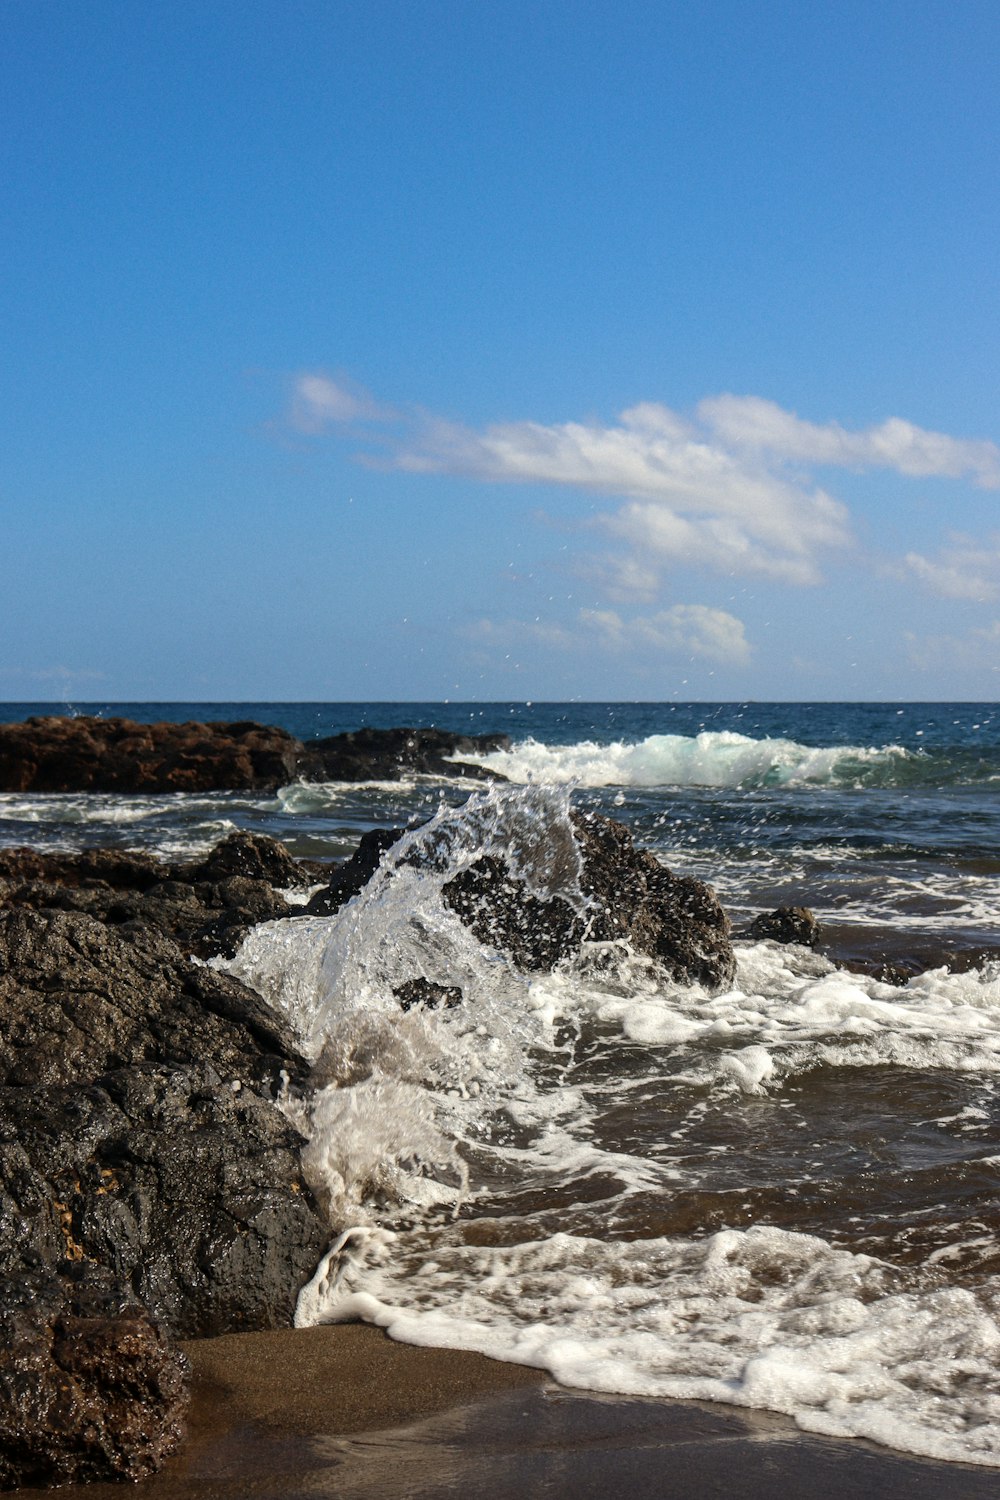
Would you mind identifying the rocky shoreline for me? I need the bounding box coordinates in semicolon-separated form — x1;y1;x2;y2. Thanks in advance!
0;741;744;1487
0;830;330;1486
1;717;990;1486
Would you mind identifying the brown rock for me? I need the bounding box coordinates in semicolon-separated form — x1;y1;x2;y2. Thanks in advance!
0;1276;188;1488
0;715;300;793
0;716;511;793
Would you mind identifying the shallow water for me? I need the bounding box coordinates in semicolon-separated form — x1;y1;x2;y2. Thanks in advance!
4;701;1000;1465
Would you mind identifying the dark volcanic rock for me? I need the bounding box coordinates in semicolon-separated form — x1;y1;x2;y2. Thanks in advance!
745;906;821;947
0;831;317;961
297;726;511;782
0;861;329;1333
0;716;511;792
0;845;165;891
307;809;736;991
302;827;407;916
0;1066;327;1339
443;810;736;990
0;831;331;1481
0;1273;188;1489
190;830;311;888
0;906;300;1088
0;716;300;794
393;978;463;1012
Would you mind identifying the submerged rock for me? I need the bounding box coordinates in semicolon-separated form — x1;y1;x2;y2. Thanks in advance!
0;1273;188;1490
393;978;463;1012
744;906;821;947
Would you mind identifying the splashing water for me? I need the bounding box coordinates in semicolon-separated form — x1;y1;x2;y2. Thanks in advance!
225;785;587;1222
212;777;1000;1468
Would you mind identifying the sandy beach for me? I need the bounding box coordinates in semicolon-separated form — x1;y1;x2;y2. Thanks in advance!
15;1323;996;1500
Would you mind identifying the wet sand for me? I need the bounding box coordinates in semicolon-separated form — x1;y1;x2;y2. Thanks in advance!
18;1323;999;1500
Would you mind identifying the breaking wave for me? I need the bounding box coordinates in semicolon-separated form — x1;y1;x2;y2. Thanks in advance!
454;732;996;790
214;785;1000;1467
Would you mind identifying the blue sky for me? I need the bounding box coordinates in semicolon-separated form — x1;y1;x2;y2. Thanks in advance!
3;0;999;701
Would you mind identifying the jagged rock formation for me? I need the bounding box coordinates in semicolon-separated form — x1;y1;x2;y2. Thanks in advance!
305;809;737;992
443;810;737;990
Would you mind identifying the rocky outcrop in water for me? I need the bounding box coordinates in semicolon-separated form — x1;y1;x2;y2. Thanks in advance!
305;809;737;991
300;726;510;782
0;716;510;792
744;906;821;947
0;716;301;793
0;809;732;1483
444;810;737;990
302;828;405;916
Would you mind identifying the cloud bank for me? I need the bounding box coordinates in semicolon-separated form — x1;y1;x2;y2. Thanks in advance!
904;534;1000;602
466;603;750;669
580;605;751;664
292;376;1000;598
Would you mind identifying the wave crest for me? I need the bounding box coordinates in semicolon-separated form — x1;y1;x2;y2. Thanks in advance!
455;731;913;790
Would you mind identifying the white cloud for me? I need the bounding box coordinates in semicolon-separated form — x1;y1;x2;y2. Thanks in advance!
465;605;750;666
699;395;1000;488
577;553;663;603
906;620;1000;674
581;604;751;664
384;400;852;586
288;373;1000;592
903;534;1000;602
605;503;826;585
290;373;394;431
465;617;576;651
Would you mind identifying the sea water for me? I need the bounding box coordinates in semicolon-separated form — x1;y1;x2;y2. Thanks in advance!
2;701;999;1465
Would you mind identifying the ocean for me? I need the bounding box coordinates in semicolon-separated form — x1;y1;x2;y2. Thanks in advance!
3;700;1000;1467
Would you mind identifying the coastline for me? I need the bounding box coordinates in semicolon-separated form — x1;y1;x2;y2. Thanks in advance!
22;1324;999;1500
3;709;1000;1485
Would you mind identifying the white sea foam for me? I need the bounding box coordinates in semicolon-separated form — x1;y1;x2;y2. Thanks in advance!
0;789;268;856
299;1224;1000;1466
277;779;434;812
535;943;1000;1084
453;731;910;789
223;785;598;1218
217;783;1000;1466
